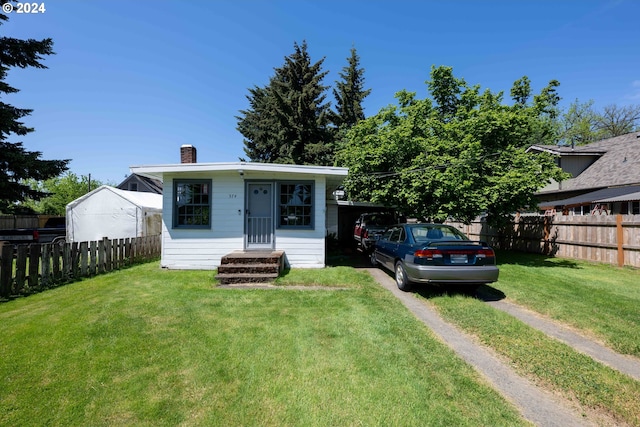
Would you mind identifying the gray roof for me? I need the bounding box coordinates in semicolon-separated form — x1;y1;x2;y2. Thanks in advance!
117;173;163;194
531;132;640;191
538;185;640;209
596;190;640;203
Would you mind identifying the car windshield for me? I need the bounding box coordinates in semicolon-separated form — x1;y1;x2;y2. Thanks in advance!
410;225;469;242
365;214;394;226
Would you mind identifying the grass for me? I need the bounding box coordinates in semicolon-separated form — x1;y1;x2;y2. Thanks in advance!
491;251;640;357
427;295;640;426
0;262;527;427
420;251;640;426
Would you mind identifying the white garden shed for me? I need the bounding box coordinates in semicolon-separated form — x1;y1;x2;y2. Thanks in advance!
66;185;163;244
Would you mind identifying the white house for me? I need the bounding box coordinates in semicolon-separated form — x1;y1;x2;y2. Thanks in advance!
130;145;348;269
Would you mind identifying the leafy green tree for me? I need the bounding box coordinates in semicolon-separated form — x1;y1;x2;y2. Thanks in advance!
557;101;640;145
238;41;334;165
333;47;371;133
559;99;601;146
510;76;531;106
335;66;568;226
0;2;69;213
22;173;104;216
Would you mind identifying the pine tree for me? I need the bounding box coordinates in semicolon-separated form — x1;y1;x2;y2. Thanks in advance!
333;47;371;132
237;41;333;165
237;85;283;162
0;4;69;213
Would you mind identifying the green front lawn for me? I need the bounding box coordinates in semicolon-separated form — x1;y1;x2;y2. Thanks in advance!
0;262;526;426
423;251;640;426
493;251;640;357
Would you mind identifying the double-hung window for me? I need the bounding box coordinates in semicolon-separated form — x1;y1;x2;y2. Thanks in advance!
174;179;211;228
277;182;313;229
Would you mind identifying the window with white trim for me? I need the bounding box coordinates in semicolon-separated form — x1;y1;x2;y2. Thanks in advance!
174;179;211;228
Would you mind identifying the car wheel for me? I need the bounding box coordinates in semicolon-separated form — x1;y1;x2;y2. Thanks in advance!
395;261;412;292
52;236;66;244
369;250;378;266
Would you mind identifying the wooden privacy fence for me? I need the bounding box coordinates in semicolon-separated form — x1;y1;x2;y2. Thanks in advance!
0;235;161;299
0;215;39;229
446;214;640;268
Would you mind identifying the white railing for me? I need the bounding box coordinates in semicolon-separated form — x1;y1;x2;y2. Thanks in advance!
247;217;272;244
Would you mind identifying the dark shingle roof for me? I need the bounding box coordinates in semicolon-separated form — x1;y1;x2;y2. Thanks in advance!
532;132;640;191
117;173;163;194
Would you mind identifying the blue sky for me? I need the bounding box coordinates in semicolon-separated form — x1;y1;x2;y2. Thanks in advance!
3;0;639;183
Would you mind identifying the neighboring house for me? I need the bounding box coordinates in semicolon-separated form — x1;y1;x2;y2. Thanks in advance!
130;145;348;269
528;132;640;215
66;185;163;243
117;173;163;194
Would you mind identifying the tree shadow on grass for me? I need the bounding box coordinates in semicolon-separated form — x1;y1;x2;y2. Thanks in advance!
496;250;581;269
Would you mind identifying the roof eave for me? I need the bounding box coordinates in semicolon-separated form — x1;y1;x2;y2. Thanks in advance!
129;162;349;181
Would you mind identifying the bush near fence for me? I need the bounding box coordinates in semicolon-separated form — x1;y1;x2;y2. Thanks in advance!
446;214;640;269
0;235;161;299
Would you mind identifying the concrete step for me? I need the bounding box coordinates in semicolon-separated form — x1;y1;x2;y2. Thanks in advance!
216;272;279;285
216;250;285;285
217;263;280;275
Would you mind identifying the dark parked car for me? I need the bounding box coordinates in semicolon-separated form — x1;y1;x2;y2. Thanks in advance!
0;217;66;246
370;223;499;291
353;212;395;252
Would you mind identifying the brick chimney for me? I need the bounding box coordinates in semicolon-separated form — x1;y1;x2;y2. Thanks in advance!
180;144;197;163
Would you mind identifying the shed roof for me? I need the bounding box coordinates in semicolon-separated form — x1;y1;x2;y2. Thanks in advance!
67;185;163;210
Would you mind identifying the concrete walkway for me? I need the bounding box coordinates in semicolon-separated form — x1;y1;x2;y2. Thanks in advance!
366;267;597;427
479;295;640;382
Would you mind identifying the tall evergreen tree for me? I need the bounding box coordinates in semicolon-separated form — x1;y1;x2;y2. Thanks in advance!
0;3;69;213
333;47;371;132
237;85;282;162
238;41;333;165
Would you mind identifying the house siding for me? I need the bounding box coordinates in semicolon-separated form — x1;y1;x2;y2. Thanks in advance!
274;178;327;268
161;172;244;269
159;172;330;269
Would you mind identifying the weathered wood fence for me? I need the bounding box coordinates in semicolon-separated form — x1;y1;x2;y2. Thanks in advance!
446;214;640;268
0;235;161;299
0;215;39;229
0;214;64;229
